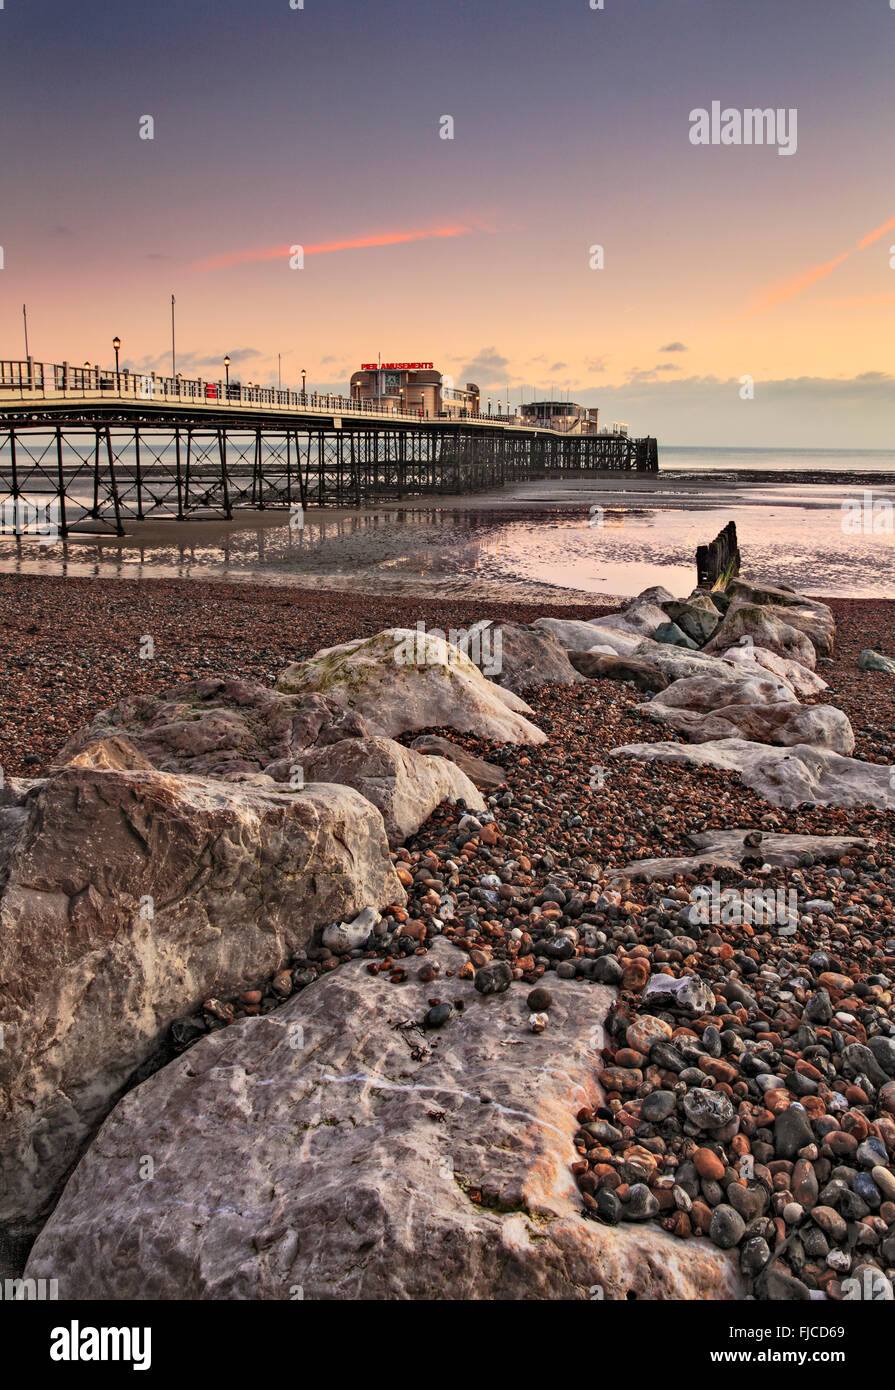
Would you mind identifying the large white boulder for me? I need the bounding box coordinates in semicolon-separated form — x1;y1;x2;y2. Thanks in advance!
298;735;485;847
612;738;895;809
589;602;669;639
719;643;828;697
277;630;546;745
637;699;855;755
533;617;639;657
630;640;740;683
24;938;742;1301
647;673;798;712
0;763;405;1252
725;579;835;656
705;602;818;670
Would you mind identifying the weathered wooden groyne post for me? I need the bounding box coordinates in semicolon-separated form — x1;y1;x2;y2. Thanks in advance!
696;519;740;588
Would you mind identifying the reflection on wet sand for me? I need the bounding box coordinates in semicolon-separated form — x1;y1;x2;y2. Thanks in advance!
0;475;892;600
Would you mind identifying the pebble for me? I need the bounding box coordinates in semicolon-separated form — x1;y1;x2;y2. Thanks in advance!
693;1147;726;1181
625;1184;660;1221
682;1088;735;1131
473;961;512;995
710;1204;746;1250
640;1090;677;1122
423;1002;453;1029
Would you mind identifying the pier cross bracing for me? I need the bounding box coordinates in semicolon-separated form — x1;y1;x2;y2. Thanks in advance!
0;361;658;536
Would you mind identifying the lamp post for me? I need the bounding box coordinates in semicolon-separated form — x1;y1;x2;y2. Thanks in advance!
487;397;492;417
224;355;230;396
301;369;306;401
112;336;121;373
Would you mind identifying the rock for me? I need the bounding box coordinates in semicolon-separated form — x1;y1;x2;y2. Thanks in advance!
805;990;834;1025
0;763;405;1252
625;1184;660;1221
630;640;741;684
683;1089;735;1131
640;1090;677;1122
723;580;835;656
755;1264;812;1300
473;961;513;996
662;596;722;645
727;1184;767;1222
721;643;828;697
567;651;670;693
792;1159;819;1208
740;1236;771;1276
298;736;484;847
590;601;671;639
858;649;895;675
626;1015;673;1052
710;1205;746;1249
409;735;507;791
596;1189;622;1224
774;1105;814;1160
638;698;854;755
856;1137;888;1169
629;585;677;607
872;1166;895;1201
423;1003;454;1030
642;973;715;1016
532;617;641;656
811;1206;847;1243
693;1148;726;1181
612;830;872;882
276;629;547;746
591;955;624;985
322;906;382;953
55;679;372;780
645;672;797;713
611;738;895;810
868;1036;895;1076
527;987;553;1013
653;621;699;650
705;602;818;669
23;938;743;1300
463;621;586;691
842;1044;890;1090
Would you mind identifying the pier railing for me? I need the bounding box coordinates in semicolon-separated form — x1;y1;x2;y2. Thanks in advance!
0;359;540;431
0;359;630;438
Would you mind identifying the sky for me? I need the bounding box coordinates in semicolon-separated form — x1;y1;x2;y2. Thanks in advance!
1;0;894;446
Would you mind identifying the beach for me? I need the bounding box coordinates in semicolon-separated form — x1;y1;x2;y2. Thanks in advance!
3;566;895;1300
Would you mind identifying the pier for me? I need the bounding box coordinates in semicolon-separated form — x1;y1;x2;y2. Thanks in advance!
0;360;658;535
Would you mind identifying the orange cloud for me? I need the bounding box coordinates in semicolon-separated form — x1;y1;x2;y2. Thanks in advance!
856;214;895;250
192;223;474;273
732;212;895;320
736;252;850;320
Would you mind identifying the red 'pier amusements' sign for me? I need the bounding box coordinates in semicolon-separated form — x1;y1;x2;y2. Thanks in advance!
359;362;434;371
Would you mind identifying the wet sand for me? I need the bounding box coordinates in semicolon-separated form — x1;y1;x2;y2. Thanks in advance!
0;472;893;602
